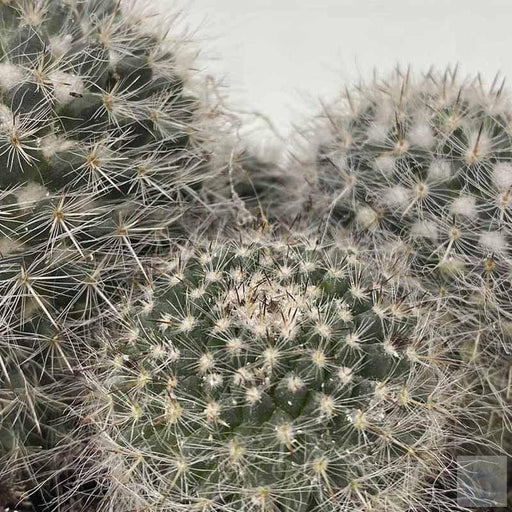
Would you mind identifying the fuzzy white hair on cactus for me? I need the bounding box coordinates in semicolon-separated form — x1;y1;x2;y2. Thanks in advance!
49;71;85;105
450;195;478;218
355;206;381;230
427;159;452;182
408;119;435;148
14;182;48;206
492;162;512;191
479;230;508;253
383;185;410;208
0;62;24;91
373;154;396;175
410;220;439;240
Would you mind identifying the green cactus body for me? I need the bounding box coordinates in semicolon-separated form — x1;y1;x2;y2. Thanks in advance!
302;68;511;336
0;0;224;493
296;68;512;449
75;230;472;511
0;0;215;266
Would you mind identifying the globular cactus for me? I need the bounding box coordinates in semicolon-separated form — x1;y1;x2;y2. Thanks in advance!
295;66;511;343
71;228;480;512
0;0;225;500
291;66;512;449
0;0;219;319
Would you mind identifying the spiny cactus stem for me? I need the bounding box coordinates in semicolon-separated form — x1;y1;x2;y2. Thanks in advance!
52;208;87;259
470;121;486;162
51;335;73;372
25;391;42;436
87;280;120;317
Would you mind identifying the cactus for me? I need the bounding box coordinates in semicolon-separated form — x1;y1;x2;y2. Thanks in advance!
69;228;481;512
0;0;218;312
296;67;510;339
292;66;512;459
0;0;226;501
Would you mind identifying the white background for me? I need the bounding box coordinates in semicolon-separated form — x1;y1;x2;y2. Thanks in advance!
156;0;512;137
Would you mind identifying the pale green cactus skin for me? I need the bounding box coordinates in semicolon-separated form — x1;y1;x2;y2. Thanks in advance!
70;229;477;512
0;0;223;501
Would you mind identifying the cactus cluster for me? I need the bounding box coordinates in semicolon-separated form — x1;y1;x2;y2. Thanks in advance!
0;0;216;318
0;1;509;511
71;230;474;512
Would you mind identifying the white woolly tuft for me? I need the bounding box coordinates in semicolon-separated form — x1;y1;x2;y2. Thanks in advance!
408;120;435;148
50;72;85;105
40;134;76;159
427;159;452;182
14;183;49;206
108;49;122;68
0;62;24;91
0;237;23;255
464;127;492;163
410;220;438;240
382;185;410;208
438;256;466;275
479;231;508;253
373;155;396;175
49;34;73;58
367;121;390;143
355;206;380;231
0;104;13;128
450;195;477;218
492;162;512;191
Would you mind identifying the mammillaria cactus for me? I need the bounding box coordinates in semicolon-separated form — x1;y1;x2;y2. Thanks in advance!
0;0;226;503
71;228;481;512
0;0;218;306
292;66;512;448
296;66;511;340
